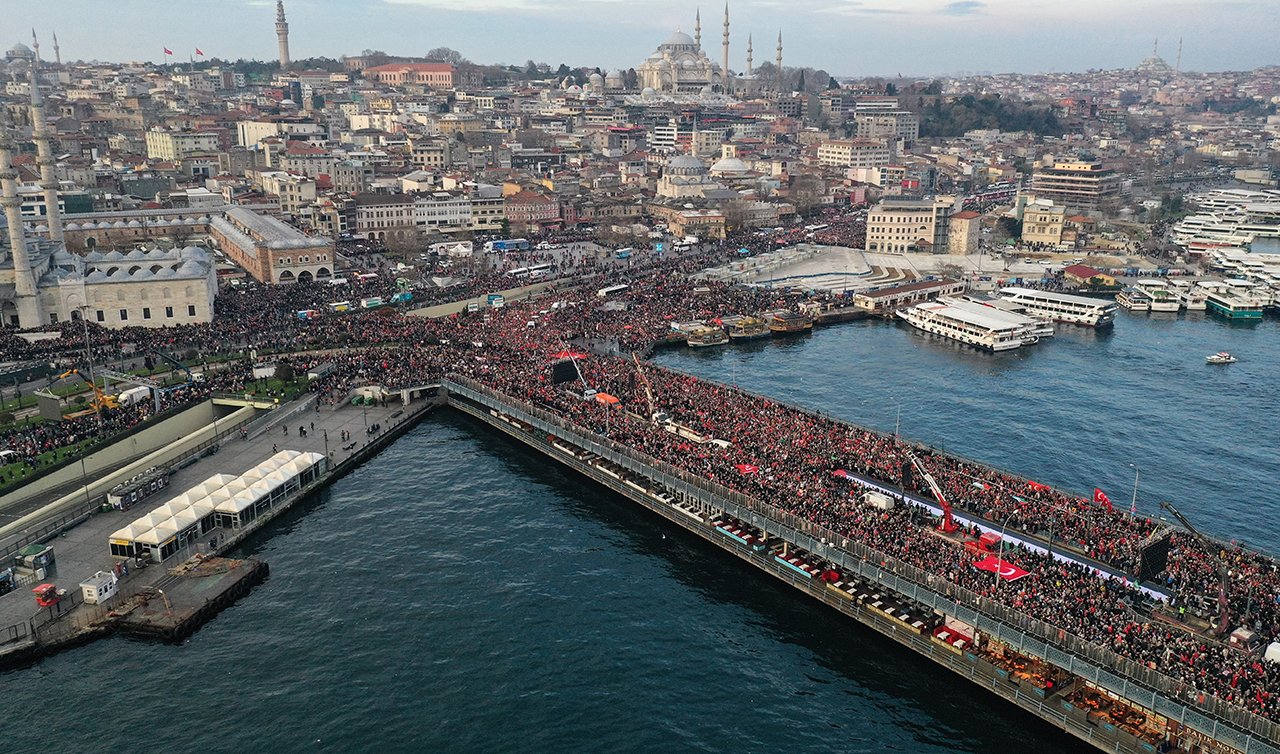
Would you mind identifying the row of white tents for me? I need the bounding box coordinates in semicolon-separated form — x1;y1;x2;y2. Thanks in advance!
109;449;327;563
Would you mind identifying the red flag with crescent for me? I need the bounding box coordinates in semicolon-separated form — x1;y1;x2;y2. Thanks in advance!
972;555;1031;581
1093;488;1113;511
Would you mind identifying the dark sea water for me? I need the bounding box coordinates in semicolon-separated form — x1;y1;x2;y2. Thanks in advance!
5;312;1277;753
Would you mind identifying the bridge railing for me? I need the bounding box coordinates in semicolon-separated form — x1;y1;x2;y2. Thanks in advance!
444;375;1280;753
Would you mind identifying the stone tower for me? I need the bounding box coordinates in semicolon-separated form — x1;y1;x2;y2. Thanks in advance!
276;0;291;69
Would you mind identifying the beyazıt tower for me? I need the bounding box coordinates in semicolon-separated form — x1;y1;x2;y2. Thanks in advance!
276;0;291;69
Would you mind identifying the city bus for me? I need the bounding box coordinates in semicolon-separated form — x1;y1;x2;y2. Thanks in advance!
597;284;629;298
483;238;530;253
528;263;555;279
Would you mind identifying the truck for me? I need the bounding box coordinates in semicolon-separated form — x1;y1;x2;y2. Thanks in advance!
117;385;153;407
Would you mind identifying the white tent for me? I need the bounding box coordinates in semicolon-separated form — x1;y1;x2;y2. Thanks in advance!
110;523;151;543
135;519;179;546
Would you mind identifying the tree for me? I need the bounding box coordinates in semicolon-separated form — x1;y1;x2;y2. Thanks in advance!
426;47;468;65
797;70;806;92
885;82;898;95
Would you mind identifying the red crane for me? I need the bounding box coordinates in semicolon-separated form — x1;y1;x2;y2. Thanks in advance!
907;450;959;534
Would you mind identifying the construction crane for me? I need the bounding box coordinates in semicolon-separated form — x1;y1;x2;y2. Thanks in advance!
630;352;668;425
1159;501;1232;637
905;449;958;533
54;369;117;412
98;368;161;413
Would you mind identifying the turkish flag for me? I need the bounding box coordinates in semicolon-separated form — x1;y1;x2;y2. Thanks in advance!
164;47;174;55
734;463;759;475
1027;481;1051;492
195;48;204;56
973;555;1031;581
1093;488;1113;511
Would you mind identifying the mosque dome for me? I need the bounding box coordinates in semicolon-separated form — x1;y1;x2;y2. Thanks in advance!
710;156;751;176
662;31;696;48
588;72;604;86
641;87;657;99
666;153;706;175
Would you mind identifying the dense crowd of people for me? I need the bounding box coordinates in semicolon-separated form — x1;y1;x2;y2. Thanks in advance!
4;231;1280;728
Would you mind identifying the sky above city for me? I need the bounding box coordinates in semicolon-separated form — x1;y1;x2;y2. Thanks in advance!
16;0;1280;76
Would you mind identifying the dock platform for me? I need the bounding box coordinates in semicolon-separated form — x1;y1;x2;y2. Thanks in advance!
114;557;268;641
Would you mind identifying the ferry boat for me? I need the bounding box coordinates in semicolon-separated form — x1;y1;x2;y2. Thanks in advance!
728;315;770;341
1206;351;1238;364
768;311;814;334
686;325;729;348
958;294;1055;338
896;301;1036;352
1134;281;1181;312
998;287;1118;327
1204;290;1264;320
1168;280;1208;311
1115;286;1152;312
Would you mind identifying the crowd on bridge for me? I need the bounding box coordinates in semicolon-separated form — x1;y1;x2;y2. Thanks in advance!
6;228;1280;729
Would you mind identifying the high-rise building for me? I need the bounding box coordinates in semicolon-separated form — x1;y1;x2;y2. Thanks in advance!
1029;160;1121;213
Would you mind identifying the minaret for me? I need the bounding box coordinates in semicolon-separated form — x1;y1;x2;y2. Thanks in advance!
1175;37;1183;73
721;3;730;91
694;9;702;49
276;0;291;69
746;34;753;78
0;109;45;329
52;31;61;66
30;31;64;244
776;31;783;90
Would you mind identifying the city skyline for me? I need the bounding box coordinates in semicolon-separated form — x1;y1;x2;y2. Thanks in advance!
12;0;1280;76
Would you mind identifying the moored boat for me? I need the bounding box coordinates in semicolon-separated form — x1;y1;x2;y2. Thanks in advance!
728;315;771;341
768;311;813;334
686;325;729;347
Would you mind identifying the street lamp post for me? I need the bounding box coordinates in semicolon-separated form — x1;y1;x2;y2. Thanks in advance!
994;511;1018;593
1129;463;1140;515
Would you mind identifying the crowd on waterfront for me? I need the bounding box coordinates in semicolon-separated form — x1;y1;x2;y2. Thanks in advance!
8;238;1280;726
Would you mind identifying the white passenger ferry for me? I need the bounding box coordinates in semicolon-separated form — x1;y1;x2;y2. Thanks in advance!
1116;287;1152;312
998;287;1118;327
956;293;1055;338
1134;281;1181;312
896;301;1037;352
1167;279;1207;311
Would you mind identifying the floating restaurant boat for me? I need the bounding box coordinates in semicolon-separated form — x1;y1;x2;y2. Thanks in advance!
686;325;729;348
896;300;1036;352
998;287;1118;327
768;311;814;334
728;315;771;341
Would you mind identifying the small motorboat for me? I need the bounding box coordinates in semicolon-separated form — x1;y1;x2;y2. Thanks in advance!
1206;351;1238;365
